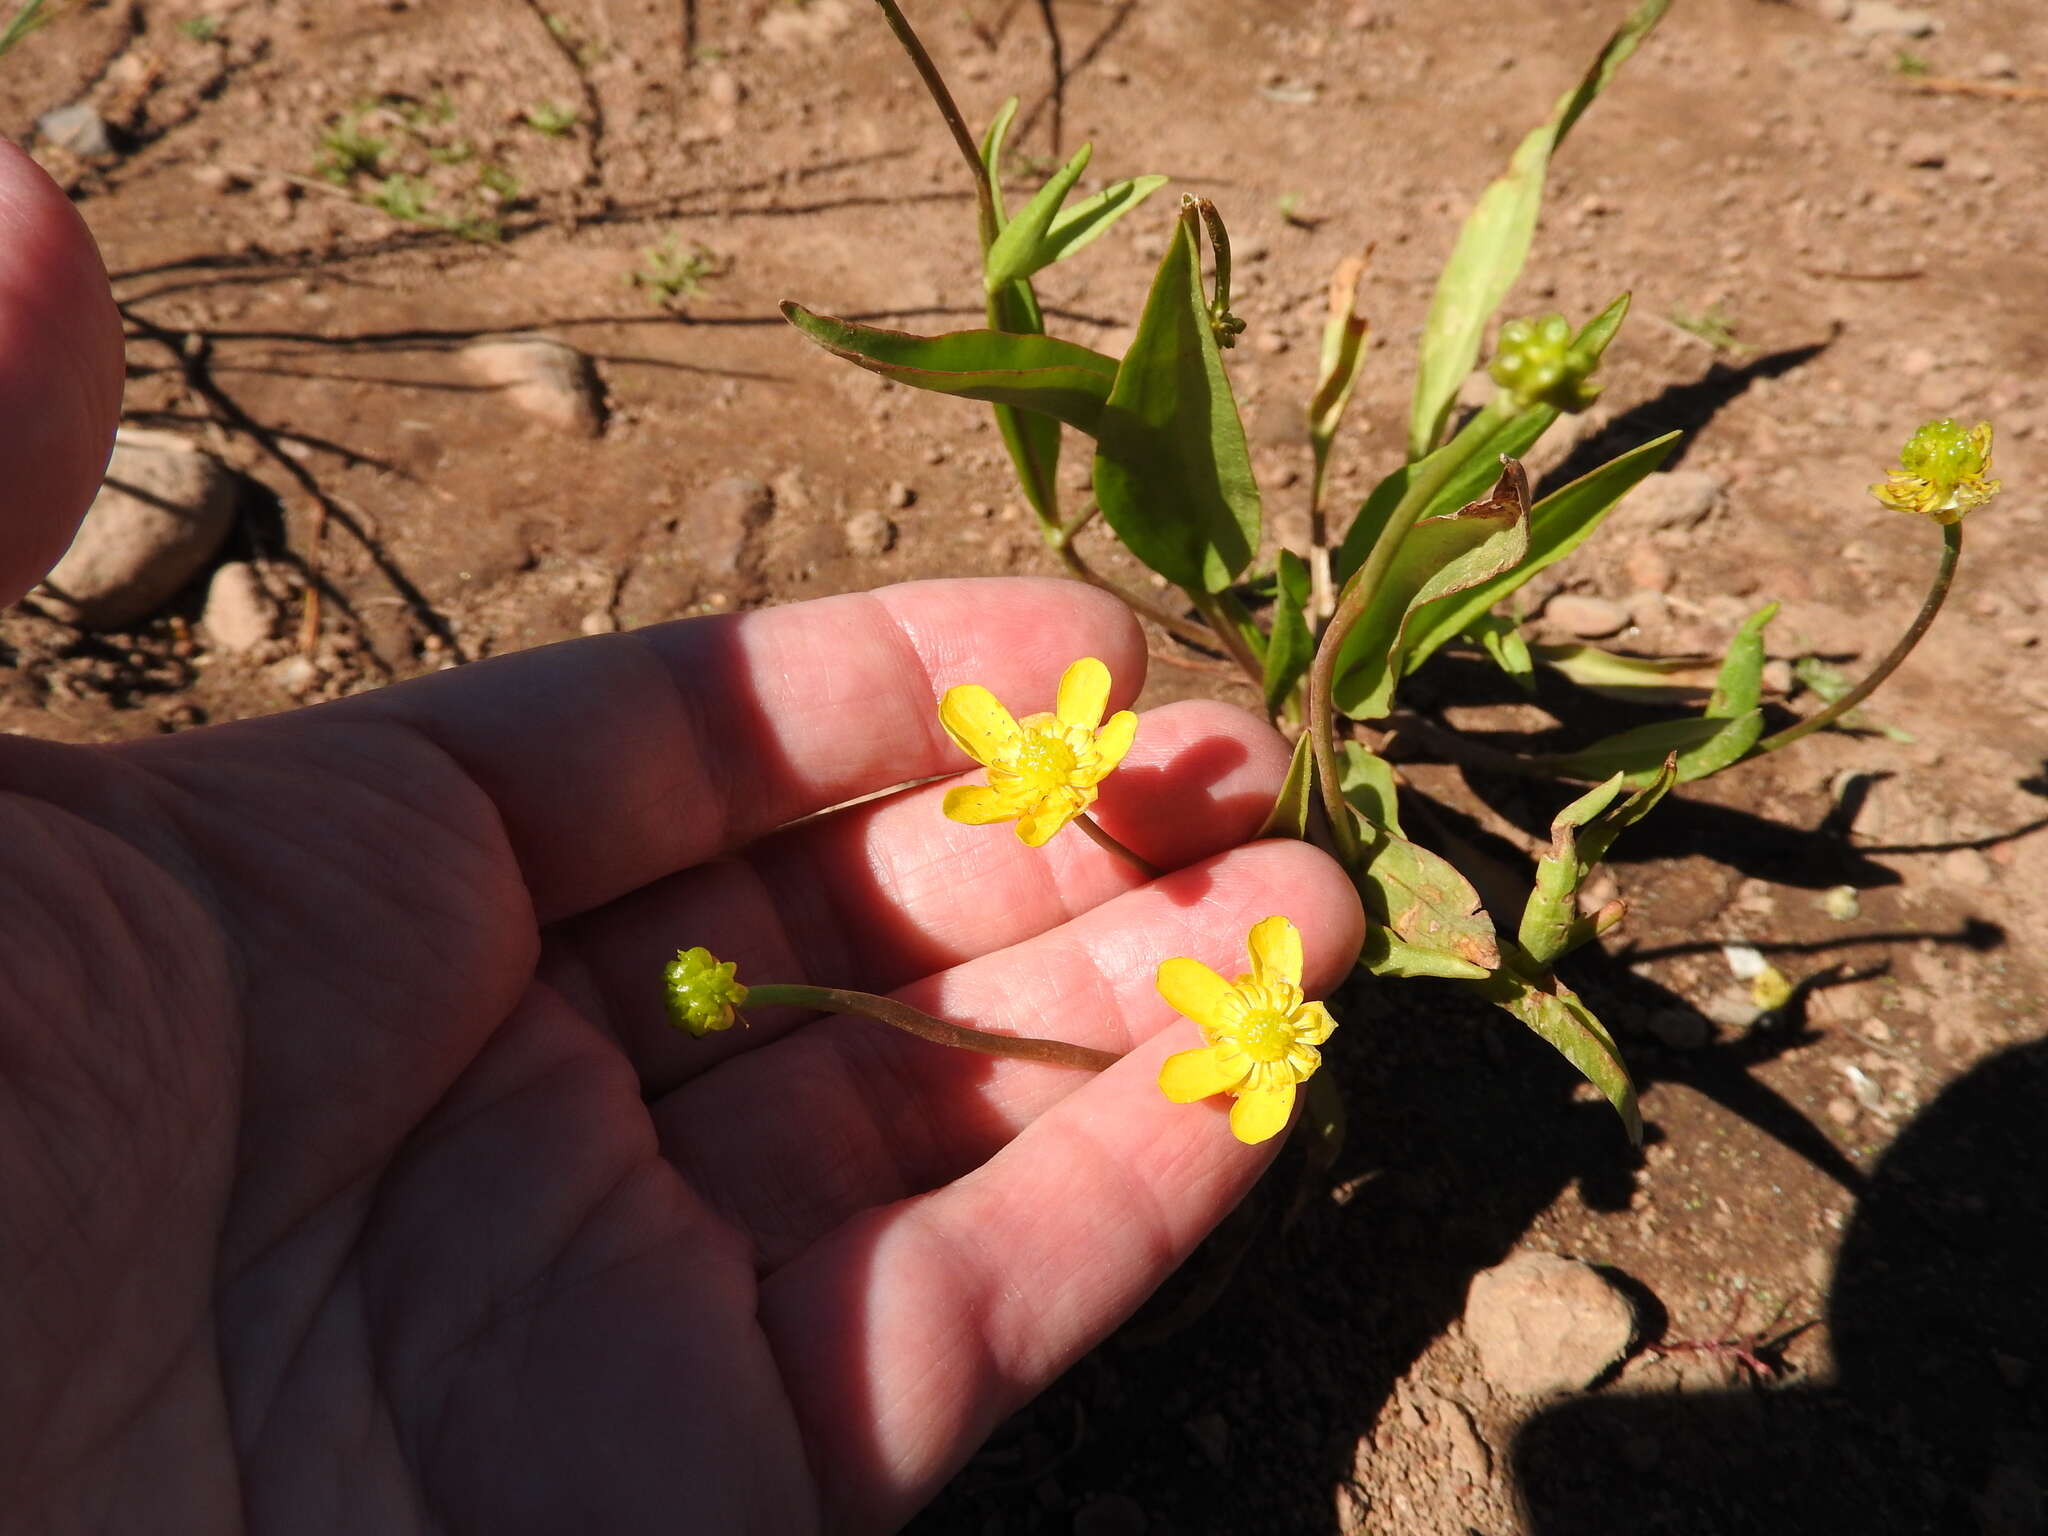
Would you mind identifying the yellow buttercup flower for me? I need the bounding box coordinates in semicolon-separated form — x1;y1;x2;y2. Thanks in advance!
1869;418;2000;524
939;657;1138;847
1156;916;1337;1145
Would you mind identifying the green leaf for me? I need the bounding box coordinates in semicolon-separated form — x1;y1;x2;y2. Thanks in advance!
1792;655;1915;742
1308;253;1372;502
1677;600;1777;780
1406;3;1670;459
1336;402;1555;585
1337;739;1403;836
1042;174;1170;266
1471;612;1537;696
1540;714;1737;786
1091;208;1261;593
1401;426;1682;672
985;143;1093;292
1345;811;1501;980
1530;641;1718;704
1333;459;1532;720
987;279;1064;527
1262;551;1314;717
979;97;1020;223
1472;954;1641;1143
1517;757;1675;968
781;302;1116;434
1256;730;1317;842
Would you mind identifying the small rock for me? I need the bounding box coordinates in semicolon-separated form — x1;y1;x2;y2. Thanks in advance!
1939;846;1995;888
460;334;604;436
1440;1398;1492;1483
1252;329;1289;355
1978;51;2019;81
704;69;744;109
1821;884;1862;921
1817;0;1852;17
1843;1;1938;39
1544;593;1630;639
1623;545;1673;593
38;430;239;630
884;480;916;509
191;163;242;194
842;509;896;558
579;610;616;636
1071;1491;1148;1536
1624;468;1726;531
1643;1007;1711;1050
1463;1250;1637;1398
269;653;320;695
1702;987;1764;1032
1825;1095;1859;1127
201;561;276;653
695;474;774;577
1899;132;1948;169
1762;657;1794;695
37;102;114;157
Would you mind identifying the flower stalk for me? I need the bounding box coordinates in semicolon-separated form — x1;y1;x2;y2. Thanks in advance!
748;983;1123;1071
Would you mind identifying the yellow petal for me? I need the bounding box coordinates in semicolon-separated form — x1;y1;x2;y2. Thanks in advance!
1089;710;1139;778
1055;657;1112;731
939;685;1019;765
943;784;1021;826
1156;956;1239;1036
1246;915;1304;990
1228;1080;1297;1144
1158;1046;1248;1103
1014;800;1082;846
1294;1000;1338;1046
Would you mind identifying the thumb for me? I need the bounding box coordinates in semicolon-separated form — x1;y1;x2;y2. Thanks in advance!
0;140;126;607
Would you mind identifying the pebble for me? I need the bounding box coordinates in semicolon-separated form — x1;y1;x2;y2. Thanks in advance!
1978;51;2019;81
268;653;320;695
460;334;604;436
37;102;114;157
38;430;239;630
695;474;774;577
1463;1250;1637;1398
1071;1491;1148;1536
1543;593;1630;639
884;480;916;509
1822;884;1862;921
201;561;277;653
1842;1;1938;39
704;70;744;109
191;163;242;194
1643;1007;1711;1050
1623;468;1725;531
1939;846;1995;888
842;509;896;557
1623;545;1672;593
1825;1095;1859;1127
1899;133;1948;169
1439;1398;1492;1483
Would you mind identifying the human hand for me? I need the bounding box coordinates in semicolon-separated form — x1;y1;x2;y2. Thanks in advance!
0;145;1362;1533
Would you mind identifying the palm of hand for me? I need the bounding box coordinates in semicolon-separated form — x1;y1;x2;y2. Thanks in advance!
1;585;1358;1535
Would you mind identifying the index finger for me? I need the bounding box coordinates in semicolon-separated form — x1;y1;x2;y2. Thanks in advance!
328;577;1146;922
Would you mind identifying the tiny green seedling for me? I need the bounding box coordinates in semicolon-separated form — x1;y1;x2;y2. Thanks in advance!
524;101;579;137
629;234;725;302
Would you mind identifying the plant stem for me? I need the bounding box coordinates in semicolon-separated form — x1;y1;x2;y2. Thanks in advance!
1752;520;1963;757
872;0;998;251
746;983;1121;1071
1075;812;1163;880
1053;537;1225;653
1303;403;1510;862
1190;590;1266;688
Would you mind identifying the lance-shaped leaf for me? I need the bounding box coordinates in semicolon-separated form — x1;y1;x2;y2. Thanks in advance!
1472;954;1641;1143
988;280;1065;527
1333;459;1532;720
1091;207;1260;594
1518;756;1675;969
1401;426;1681;674
1530;641;1718;704
1540;601;1779;784
781;303;1116;434
979;96;1020;223
1468;612;1538;695
1342;743;1498;979
985;142;1094;292
1041;174;1170;268
1256;731;1317;842
1262;550;1314;717
1308;252;1372;504
1339;739;1403;835
1406;0;1670;459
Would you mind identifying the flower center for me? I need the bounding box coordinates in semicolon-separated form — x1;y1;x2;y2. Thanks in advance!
999;722;1091;797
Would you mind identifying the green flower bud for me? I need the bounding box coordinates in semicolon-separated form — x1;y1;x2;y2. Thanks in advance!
1488;312;1602;413
663;947;749;1037
1869;418;2000;523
